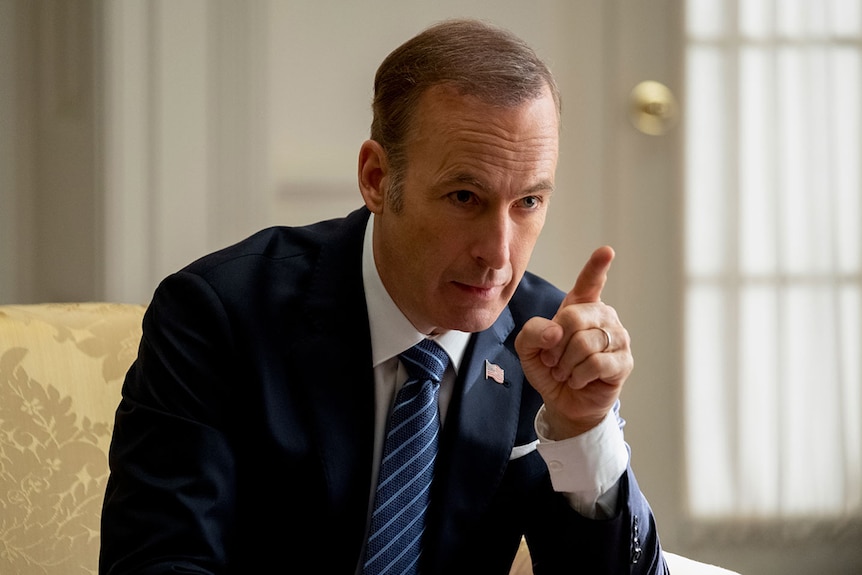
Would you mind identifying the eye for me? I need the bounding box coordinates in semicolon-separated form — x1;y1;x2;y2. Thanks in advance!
519;196;542;209
449;190;477;204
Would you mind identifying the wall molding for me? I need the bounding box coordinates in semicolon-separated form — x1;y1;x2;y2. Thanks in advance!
102;0;269;304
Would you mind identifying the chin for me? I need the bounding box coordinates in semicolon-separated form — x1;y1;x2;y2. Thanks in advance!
444;308;503;334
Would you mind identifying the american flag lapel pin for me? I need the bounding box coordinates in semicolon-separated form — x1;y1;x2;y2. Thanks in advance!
484;359;505;384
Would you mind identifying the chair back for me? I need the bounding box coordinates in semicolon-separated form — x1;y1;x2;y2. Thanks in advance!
0;303;145;575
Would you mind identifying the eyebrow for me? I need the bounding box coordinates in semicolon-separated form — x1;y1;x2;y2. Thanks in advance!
443;172;555;195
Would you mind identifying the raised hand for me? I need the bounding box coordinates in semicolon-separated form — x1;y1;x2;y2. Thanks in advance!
514;246;633;438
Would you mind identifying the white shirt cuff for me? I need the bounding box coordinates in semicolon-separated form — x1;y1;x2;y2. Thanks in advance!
534;406;628;518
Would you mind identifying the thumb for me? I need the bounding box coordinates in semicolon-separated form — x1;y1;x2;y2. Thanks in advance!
560;246;615;308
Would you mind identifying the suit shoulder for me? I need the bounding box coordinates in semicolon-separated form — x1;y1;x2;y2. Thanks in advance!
181;209;367;276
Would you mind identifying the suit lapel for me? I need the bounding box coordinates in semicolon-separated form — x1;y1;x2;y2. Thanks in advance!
426;307;525;569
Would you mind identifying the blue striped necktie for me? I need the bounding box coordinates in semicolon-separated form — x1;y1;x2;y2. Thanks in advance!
363;338;449;575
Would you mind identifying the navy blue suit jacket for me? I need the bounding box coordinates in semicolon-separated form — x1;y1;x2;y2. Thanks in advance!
100;207;666;574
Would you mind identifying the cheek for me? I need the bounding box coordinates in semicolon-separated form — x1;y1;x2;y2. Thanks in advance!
400;230;450;285
414;222;468;262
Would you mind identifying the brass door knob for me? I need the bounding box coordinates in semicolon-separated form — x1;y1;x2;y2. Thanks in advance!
629;81;679;136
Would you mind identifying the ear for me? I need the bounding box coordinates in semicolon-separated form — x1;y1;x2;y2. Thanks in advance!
357;139;388;214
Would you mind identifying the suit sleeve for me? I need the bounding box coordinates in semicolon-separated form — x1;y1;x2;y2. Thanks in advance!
525;437;669;574
100;271;237;575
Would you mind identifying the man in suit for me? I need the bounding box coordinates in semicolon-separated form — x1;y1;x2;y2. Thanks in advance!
100;18;667;575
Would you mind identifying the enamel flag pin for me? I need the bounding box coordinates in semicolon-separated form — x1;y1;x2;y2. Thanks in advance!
484;359;505;384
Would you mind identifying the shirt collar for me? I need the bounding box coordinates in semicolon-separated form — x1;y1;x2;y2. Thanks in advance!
362;213;470;371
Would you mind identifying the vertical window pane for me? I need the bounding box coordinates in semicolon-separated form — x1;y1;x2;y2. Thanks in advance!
831;0;862;36
778;0;826;36
840;286;862;508
776;47;811;274
686;284;735;516
806;46;838;275
740;0;773;38
738;284;780;515
739;47;777;275
832;48;862;274
686;47;729;277
782;285;846;514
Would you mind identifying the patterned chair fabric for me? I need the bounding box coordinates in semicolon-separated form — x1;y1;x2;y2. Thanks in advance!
0;303;145;575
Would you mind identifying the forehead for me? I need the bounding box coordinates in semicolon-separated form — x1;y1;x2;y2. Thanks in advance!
404;84;560;187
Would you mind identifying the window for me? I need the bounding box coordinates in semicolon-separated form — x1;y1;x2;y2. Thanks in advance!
685;0;862;523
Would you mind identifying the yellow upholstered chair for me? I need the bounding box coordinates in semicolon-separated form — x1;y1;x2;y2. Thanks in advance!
0;303;145;575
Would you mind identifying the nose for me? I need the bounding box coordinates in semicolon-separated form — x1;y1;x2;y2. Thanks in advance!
471;210;511;270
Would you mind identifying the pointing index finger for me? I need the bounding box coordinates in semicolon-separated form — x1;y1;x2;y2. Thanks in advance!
561;246;615;308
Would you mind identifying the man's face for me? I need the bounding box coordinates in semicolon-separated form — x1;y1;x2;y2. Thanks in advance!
369;84;560;335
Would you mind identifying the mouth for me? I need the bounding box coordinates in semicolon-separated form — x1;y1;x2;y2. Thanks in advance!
451;281;507;299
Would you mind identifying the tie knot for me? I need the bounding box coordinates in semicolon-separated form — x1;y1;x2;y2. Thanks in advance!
399;339;449;383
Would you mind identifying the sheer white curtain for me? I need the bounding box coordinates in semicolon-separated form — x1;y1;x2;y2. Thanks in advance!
684;0;862;525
